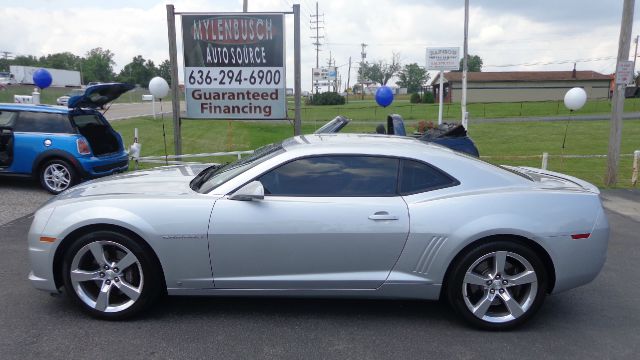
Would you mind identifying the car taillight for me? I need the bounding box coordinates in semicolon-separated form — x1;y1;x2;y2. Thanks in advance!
77;138;91;155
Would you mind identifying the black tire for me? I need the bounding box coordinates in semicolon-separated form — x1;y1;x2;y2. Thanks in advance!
446;240;547;330
39;158;78;194
62;230;162;320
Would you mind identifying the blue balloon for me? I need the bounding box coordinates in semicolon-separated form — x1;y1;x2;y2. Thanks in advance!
33;68;52;89
375;86;394;107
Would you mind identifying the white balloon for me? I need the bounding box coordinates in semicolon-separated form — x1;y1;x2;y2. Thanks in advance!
148;77;170;99
564;87;587;111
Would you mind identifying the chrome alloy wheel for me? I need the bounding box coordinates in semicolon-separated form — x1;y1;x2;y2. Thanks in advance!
69;241;144;313
462;251;538;324
43;163;71;192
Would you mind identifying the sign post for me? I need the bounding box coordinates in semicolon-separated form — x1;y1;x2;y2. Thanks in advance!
181;13;287;120
426;47;460;125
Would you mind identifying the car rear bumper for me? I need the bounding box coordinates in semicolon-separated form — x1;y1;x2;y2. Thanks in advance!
78;151;129;179
546;205;610;294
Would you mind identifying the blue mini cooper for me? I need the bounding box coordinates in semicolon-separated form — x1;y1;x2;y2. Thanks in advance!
0;83;132;194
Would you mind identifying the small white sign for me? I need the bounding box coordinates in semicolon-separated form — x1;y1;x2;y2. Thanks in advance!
426;47;460;71
616;60;634;85
312;67;337;81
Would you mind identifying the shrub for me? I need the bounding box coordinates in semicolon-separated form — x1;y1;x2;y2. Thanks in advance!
410;93;421;103
306;92;346;105
422;91;435;103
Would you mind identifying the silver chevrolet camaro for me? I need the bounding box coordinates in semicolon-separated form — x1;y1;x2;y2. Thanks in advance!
28;134;609;329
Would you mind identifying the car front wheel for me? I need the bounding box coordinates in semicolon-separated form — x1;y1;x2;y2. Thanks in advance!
446;240;547;330
62;230;162;319
39;159;77;194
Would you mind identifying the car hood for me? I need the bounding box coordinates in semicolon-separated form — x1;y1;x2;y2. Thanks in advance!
68;83;134;109
53;165;211;201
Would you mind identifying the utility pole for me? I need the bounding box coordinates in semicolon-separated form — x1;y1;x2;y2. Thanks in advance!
461;0;469;129
326;51;334;92
346;56;352;102
0;51;12;60
310;1;324;94
166;4;182;157
606;0;635;186
360;43;367;99
633;35;639;77
294;4;302;135
243;0;247;12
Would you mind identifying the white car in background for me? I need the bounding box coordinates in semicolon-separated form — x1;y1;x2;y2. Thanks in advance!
56;88;85;106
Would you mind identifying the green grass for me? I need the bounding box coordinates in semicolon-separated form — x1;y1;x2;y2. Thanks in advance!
287;98;640;122
111;117;640;188
4;84;640;121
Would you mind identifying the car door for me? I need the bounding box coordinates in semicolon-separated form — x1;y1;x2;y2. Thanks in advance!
209;155;410;290
0;110;16;169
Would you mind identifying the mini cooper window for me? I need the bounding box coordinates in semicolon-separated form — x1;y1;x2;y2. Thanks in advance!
14;111;74;134
259;155;399;197
399;159;458;195
0;111;17;127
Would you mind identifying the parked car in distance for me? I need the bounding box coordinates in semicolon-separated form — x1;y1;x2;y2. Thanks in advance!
28;134;609;329
0;83;133;193
56;88;85;106
315;115;480;157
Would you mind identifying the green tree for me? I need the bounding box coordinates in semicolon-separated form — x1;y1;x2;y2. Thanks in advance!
396;63;429;93
39;52;82;71
157;60;172;85
12;55;40;66
82;47;116;83
117;55;158;87
358;53;401;86
458;54;483;72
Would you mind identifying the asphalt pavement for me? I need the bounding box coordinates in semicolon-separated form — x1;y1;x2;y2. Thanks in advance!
0;187;639;359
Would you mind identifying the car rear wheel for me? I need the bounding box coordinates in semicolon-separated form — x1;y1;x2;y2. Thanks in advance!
62;231;162;319
39;159;77;194
446;240;547;330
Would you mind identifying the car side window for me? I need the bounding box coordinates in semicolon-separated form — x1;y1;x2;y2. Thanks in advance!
259;155;399;197
13;111;74;134
399;159;458;195
0;110;17;127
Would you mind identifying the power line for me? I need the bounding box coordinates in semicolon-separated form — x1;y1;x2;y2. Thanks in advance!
484;56;617;68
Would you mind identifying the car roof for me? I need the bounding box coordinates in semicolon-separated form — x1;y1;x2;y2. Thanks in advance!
0;103;70;114
284;133;451;156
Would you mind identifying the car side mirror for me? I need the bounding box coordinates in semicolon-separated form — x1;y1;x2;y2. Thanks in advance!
229;180;265;201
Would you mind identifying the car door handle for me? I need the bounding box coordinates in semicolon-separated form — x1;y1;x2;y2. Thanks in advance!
368;211;399;221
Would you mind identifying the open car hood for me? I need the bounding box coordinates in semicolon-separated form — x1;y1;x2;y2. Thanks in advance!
68;83;135;109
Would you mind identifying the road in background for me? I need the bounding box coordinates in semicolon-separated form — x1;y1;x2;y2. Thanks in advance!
104;101;185;121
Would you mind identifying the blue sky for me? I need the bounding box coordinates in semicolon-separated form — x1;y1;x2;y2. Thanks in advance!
2;0;639;90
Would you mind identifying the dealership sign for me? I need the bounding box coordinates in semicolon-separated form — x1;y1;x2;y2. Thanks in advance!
181;13;286;119
426;47;460;71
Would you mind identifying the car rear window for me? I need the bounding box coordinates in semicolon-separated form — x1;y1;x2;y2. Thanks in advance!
399;159;459;195
14;111;74;134
72;114;105;128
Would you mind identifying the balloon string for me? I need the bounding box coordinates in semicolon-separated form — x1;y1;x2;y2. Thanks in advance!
161;100;168;166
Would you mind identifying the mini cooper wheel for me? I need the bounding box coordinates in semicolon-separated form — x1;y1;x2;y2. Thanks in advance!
447;240;547;330
40;159;77;194
62;231;162;319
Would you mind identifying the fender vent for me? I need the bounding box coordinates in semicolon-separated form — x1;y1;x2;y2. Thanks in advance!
413;236;448;274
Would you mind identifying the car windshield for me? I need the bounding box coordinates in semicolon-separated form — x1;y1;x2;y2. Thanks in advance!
191;141;285;193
